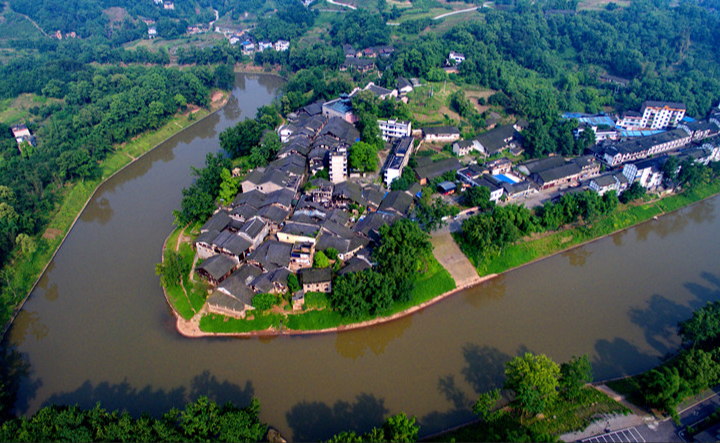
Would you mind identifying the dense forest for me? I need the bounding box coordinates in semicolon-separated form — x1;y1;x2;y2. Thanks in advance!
8;0;215;42
0;59;230;325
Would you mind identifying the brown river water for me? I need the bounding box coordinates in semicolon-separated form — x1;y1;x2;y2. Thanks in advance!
5;73;720;440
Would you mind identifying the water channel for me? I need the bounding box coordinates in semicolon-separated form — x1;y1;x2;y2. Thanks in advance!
6;73;720;440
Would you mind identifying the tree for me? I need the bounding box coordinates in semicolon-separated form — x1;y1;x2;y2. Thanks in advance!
504;353;560;419
661;156;679;185
678;301;720;347
349;141;378;173
217;168;240;206
314;251;330;268
473;388;501;421
462;185;494;210
559;355;593;402
287;273;300;294
252;293;277;311
643;366;691;419
155;251;184;287
382;412;419;443
619;182;646;204
375;219;431;302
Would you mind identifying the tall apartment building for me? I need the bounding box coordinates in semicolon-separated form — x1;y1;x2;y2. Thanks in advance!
329;146;348;184
640;101;686;130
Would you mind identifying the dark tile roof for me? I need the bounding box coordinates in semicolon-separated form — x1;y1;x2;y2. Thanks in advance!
474;125;517;154
319;117;360;145
194;229;219;246
326;209;352;226
207;291;251;313
251;268;290;293
321;219;355;238
197;254;238;281
362;186;386;208
247;240;292;271
201;210;232;233
520;156;567;174
366;84;394;97
606;129;690;157
333;181;367;206
536;163;582;183
300;267;332;284
423;126;460;136
280;221;319;237
230;204;258;221
262;188;295;210
414;158;462;181
233;189;266;208
240;217;267;239
378;190;413;216
337;256;372;276
269;154;306;176
257;205;290;224
353;212;396;239
213;231;253;256
397;77;412;90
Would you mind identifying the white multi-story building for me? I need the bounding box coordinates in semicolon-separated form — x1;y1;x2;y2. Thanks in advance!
378;119;411;141
329;148;347;184
640;101;686;129
274;40;290;51
383;137;413;188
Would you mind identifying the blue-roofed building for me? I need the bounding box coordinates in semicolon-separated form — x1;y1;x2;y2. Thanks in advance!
322;95;357;124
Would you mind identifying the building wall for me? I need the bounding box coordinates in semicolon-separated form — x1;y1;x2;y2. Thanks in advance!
303;281;332;293
329;152;347;184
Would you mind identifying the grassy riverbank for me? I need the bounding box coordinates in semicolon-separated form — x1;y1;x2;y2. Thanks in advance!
195;252;455;334
0;104;220;335
435;386;630;442
457;181;720;277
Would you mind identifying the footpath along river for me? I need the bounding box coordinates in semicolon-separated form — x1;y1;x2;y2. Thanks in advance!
5;73;720;440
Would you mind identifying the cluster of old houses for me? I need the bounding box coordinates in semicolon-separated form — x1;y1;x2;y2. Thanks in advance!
341;44;395;73
194;88;431;320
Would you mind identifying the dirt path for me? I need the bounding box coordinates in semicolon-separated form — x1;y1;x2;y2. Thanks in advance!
430;230;481;288
12;6;49;37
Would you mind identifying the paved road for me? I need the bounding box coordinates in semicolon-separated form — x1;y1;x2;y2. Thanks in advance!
433;6;479;20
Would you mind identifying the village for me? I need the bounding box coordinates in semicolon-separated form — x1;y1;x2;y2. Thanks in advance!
185;71;720;324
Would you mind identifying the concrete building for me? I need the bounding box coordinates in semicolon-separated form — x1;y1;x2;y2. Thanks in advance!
378;119;412;141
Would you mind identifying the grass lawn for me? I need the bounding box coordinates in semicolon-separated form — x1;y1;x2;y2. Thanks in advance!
211;250;455;333
199;311;283;333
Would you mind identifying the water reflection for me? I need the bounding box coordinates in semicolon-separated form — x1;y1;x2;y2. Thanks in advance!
561;246;593;268
286;393;388;441
8;311;48;345
0;343;41;417
463;275;506;308
82;197;114;225
592;338;657;380
334;315;412;360
460;344;512;393
41;372;255;417
223;94;242;121
629;294;687;357
43;284;58;302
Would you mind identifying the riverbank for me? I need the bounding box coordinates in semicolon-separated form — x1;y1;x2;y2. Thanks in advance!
166;181;720;338
0;90;231;338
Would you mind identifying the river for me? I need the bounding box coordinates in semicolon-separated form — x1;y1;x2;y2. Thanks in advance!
5;73;720;440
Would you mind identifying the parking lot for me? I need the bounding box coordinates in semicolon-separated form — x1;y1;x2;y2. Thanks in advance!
582;427;646;443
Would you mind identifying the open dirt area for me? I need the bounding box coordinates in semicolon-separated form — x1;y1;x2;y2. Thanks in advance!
464;88;496;113
430;230;481;288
